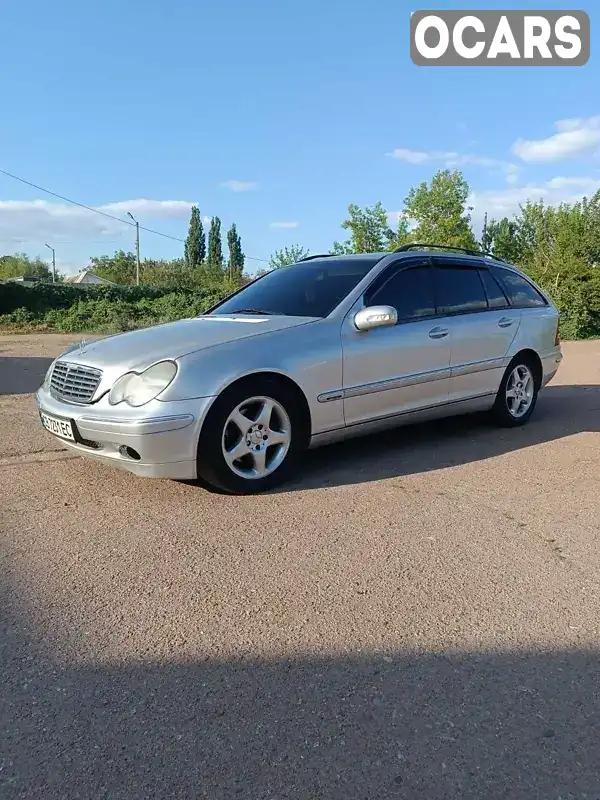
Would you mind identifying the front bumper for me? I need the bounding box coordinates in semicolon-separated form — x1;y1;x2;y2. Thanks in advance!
35;386;216;479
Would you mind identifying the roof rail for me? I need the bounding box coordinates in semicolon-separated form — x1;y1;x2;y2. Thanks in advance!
296;253;338;262
393;242;509;264
393;243;483;256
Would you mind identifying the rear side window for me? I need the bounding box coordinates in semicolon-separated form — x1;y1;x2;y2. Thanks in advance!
434;266;488;315
368;266;435;321
492;267;547;308
479;269;509;309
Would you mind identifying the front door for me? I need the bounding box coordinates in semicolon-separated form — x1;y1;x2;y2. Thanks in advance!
341;260;452;427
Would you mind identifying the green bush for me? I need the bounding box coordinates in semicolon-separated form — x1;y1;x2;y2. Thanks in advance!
0;307;37;326
0;280;233;333
547;276;600;340
0;282;194;316
0;290;230;334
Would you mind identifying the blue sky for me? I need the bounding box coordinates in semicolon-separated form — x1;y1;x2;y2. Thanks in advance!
0;0;598;275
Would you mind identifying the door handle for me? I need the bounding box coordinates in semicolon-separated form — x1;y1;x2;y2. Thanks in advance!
498;317;514;328
429;326;449;339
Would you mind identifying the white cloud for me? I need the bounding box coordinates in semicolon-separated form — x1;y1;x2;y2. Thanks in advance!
386;210;418;230
545;176;600;191
387;148;431;164
220;180;259;192
100;199;195;219
469;176;600;233
269;221;299;229
511;116;600;163
388;147;520;184
0;198;196;245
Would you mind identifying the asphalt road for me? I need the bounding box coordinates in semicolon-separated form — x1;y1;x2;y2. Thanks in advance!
2;333;600;799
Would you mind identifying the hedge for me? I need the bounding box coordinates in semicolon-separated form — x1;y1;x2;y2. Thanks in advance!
0;281;190;315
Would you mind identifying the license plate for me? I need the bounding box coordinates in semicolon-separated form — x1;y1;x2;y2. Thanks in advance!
39;410;75;441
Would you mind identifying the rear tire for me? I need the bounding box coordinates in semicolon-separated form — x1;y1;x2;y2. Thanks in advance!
195;379;305;494
492;355;539;428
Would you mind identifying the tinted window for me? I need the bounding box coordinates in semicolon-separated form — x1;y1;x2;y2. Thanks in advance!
435;266;487;315
479;269;509;309
369;266;435;321
492;267;547;308
209;257;380;318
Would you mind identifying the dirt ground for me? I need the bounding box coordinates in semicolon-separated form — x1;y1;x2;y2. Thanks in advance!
2;333;600;799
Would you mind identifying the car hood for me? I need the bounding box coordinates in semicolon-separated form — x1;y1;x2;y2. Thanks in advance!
60;314;318;372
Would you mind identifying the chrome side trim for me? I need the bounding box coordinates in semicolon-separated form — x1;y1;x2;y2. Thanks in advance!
311;391;497;443
77;413;195;436
317;390;344;404
343;367;451;400
325;356;525;407
450;357;504;378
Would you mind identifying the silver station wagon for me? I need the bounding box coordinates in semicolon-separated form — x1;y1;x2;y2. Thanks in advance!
35;244;563;494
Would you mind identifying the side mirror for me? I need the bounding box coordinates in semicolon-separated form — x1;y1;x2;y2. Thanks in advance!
353;305;398;332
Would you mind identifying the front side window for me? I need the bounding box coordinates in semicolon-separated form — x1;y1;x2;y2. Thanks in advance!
367;266;435;321
492;267;547;308
209;256;382;318
434;266;488;315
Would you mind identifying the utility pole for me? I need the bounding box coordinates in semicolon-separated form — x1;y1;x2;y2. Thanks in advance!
127;212;141;285
44;243;56;283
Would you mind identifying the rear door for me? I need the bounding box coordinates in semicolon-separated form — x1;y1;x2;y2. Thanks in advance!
431;258;521;403
490;264;557;354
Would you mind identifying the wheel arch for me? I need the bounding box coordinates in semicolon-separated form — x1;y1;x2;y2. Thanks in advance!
509;348;543;389
203;370;313;448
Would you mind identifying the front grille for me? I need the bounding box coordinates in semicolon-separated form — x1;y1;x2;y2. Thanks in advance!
49;360;102;404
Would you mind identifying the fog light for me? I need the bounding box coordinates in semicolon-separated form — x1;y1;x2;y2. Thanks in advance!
118;445;141;461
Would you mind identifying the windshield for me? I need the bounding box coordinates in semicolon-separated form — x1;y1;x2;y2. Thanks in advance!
209;256;382;318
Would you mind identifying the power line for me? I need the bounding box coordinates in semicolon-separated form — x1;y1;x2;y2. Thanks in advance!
0;168;270;262
0;239;125;245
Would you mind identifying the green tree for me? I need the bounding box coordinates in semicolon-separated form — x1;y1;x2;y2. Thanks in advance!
512;199;551;272
268;244;310;268
207;216;224;270
333;202;396;254
89;250;137;284
184;206;206;267
482;217;522;264
481;213;492;252
504;191;600;338
141;257;194;290
387;215;415;251
0;252;52;280
403;169;478;250
226;223;245;280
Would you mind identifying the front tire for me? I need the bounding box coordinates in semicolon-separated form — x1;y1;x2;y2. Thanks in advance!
492;356;539;427
196;379;304;494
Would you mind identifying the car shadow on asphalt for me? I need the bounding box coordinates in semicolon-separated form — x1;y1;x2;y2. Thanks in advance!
279;384;600;493
0;357;53;396
2;576;600;799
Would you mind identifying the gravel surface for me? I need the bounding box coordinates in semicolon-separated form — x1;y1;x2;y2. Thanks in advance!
2;334;600;799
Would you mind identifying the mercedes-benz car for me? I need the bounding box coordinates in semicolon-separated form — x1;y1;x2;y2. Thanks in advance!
35;244;563;494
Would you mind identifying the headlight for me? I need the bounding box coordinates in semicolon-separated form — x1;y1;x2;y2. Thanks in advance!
108;361;178;407
43;360;56;388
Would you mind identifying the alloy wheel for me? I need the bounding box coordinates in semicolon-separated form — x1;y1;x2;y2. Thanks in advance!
505;364;534;419
221;395;292;479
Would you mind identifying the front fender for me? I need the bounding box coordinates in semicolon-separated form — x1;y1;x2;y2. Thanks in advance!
160;322;344;436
